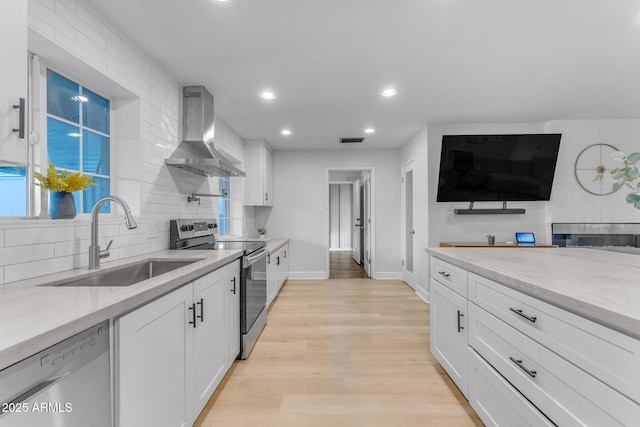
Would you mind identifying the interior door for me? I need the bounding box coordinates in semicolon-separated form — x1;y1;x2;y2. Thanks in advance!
352;179;361;264
402;161;416;288
363;176;371;277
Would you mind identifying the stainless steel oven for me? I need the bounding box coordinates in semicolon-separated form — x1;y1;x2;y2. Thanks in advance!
170;219;267;359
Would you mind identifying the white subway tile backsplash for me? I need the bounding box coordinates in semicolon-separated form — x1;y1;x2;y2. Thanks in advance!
5;256;75;284
5;227;74;247
0;0;246;285
0;244;55;267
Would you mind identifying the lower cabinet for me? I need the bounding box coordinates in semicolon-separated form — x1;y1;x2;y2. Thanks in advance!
430;278;468;397
467;347;554;427
115;260;240;427
430;255;640;426
227;260;240;365
267;243;289;308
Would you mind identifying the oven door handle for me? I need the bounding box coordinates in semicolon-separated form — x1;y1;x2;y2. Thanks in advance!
243;248;267;268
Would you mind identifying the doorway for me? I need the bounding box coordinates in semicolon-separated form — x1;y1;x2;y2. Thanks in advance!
327;168;375;279
402;160;417;288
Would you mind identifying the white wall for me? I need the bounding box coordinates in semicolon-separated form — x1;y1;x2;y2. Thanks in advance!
544;119;640;230
427;122;548;247
266;149;401;279
0;0;244;285
329;184;352;250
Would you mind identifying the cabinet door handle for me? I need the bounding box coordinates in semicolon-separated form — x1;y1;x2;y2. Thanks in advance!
284;250;287;258
276;256;280;266
188;303;197;328
457;310;464;332
231;277;236;294
12;98;25;139
438;271;450;278
196;298;204;322
509;357;537;378
509;307;537;323
265;192;269;201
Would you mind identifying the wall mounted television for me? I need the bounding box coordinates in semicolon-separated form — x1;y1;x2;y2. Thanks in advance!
436;134;562;204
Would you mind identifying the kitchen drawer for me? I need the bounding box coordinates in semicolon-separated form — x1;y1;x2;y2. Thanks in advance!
468;272;640;404
467;347;553;427
469;302;640;426
430;257;467;297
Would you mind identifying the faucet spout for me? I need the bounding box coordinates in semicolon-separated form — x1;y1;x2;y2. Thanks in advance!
88;196;137;270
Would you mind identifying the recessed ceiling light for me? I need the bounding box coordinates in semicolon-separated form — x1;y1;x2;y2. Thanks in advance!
364;128;375;134
281;129;292;135
381;88;397;97
260;91;276;100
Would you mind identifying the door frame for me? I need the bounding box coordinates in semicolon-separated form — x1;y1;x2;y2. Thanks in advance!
326;167;376;279
401;159;417;289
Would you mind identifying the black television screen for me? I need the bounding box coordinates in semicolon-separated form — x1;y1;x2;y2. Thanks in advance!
436;134;562;202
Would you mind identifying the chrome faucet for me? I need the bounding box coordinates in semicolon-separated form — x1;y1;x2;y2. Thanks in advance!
88;196;138;270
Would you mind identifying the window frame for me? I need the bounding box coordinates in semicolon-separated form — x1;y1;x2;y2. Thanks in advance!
35;59;115;219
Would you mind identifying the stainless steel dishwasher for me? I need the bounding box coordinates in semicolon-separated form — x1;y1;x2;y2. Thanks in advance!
0;320;111;427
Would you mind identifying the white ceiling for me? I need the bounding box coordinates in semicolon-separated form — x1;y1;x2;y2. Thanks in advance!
88;0;640;150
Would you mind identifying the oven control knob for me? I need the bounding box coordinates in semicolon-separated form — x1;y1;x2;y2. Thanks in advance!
188;224;194;231
208;223;217;229
180;225;189;232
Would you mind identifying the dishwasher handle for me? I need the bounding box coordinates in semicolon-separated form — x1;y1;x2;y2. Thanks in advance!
0;372;70;416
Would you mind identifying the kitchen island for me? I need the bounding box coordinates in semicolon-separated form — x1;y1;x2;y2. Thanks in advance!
426;246;640;426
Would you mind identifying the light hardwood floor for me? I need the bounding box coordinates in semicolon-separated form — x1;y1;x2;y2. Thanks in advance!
195;279;483;427
329;251;368;279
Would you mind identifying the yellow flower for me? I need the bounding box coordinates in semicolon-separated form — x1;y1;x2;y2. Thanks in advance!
34;162;96;193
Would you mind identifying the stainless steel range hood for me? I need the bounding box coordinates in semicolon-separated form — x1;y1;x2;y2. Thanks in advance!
166;86;245;177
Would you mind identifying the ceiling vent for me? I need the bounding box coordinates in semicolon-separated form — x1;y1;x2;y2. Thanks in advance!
340;137;365;144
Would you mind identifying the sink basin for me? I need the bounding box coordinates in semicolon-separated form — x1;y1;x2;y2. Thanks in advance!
48;259;198;287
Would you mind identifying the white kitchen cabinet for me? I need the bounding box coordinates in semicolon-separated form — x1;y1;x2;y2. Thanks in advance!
430;255;640;426
192;267;228;416
116;262;240;427
244;141;273;206
267;243;289;308
227;259;240;364
430;278;468;397
467;347;553;427
116;284;192;427
0;1;28;165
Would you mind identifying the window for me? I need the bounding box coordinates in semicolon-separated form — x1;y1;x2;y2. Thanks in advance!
46;69;111;213
218;177;230;236
0;167;27;216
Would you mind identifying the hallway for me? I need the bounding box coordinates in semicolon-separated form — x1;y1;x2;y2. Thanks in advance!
329;251;368;279
195;279;482;427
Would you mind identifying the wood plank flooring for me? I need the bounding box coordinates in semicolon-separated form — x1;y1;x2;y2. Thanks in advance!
195;279;483;427
330;251;369;279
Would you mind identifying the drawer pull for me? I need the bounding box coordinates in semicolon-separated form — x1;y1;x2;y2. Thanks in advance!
438;271;451;278
457;310;464;333
509;357;537;378
509;307;537;323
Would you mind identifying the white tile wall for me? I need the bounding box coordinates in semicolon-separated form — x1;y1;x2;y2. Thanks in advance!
545;119;640;225
0;0;244;285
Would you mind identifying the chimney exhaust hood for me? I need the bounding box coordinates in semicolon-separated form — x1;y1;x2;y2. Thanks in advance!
166;86;245;178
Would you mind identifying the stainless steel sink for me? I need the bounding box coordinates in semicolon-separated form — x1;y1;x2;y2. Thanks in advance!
48;259;198;287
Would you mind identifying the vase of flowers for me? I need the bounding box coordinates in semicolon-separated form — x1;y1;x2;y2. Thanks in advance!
35;162;96;219
257;228;267;239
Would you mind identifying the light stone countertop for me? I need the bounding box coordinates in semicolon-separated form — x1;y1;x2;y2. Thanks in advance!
265;238;289;255
0;249;243;371
426;247;640;339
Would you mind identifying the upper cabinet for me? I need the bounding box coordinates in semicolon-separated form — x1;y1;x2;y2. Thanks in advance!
0;1;28;165
244;140;273;206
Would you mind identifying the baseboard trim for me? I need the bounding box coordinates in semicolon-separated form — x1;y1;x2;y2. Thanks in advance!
415;285;430;304
374;272;402;280
288;272;328;280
